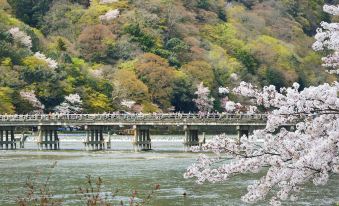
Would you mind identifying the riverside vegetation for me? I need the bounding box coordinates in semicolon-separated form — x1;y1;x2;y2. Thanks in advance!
16;162;160;206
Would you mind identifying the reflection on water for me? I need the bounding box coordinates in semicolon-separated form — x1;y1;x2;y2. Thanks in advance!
0;135;338;206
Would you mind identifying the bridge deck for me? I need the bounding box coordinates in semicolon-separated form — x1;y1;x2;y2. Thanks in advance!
0;113;267;127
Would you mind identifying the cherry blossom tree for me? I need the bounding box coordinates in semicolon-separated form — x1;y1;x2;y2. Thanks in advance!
185;4;339;205
219;86;257;114
99;9;120;22
193;82;214;113
313;4;339;74
54;93;83;114
8;27;32;49
34;52;58;69
20;91;45;114
185;82;339;205
121;99;136;109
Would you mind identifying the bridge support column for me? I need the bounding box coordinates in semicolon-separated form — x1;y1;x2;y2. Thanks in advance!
37;126;59;150
183;126;200;150
133;125;151;151
20;133;26;149
237;125;249;140
0;126;16;150
106;131;112;149
84;126;105;151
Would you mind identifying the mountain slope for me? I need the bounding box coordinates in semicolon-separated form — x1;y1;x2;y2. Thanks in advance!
0;0;336;113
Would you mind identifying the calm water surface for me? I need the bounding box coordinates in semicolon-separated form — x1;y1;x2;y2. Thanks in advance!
0;134;338;205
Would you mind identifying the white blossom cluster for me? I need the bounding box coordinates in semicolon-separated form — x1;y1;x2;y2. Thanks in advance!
193;82;214;114
100;0;118;4
230;73;238;81
20;90;45;114
34;52;58;69
218;86;229;94
8;27;32;49
121;99;136;109
224;101;238;112
185;81;339;205
219;86;258;114
55;93;83;114
313;4;339;72
99;9;120;22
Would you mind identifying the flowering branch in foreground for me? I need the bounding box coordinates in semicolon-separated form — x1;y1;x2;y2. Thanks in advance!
184;82;339;205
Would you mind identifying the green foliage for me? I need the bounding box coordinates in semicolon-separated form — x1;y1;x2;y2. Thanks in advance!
41;0;85;40
171;72;197;112
181;60;215;88
165;38;190;67
142;102;159;113
107;40;140;61
208;45;243;85
124;23;156;51
83;88;111;113
0;87;15;114
7;0;52;27
233;49;258;74
197;0;210;9
282;0;330;35
112;69;149;103
202;23;259;75
265;68;286;90
23;55;48;69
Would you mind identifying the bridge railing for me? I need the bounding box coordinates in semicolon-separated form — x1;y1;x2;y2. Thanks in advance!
0;113;267;122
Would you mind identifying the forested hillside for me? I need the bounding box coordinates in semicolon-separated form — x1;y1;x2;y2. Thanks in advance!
0;0;337;114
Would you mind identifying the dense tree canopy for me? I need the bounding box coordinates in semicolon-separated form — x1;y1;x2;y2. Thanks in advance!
0;0;337;114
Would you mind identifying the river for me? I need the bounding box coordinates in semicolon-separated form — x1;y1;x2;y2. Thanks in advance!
0;134;338;205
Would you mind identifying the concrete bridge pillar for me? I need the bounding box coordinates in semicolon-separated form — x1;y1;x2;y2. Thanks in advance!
237;125;249;140
133;125;151;151
106;131;112;149
0;126;16;150
19;132;29;149
84;126;105;150
183;126;200;150
37;126;59;150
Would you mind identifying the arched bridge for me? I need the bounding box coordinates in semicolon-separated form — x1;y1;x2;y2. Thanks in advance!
0;113;268;151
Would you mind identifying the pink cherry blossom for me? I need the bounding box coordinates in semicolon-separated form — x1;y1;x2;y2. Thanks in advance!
193;82;214;113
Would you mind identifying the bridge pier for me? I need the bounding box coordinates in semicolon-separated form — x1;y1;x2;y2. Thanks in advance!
133;125;151;151
237;125;249;140
19;133;28;149
106;131;112;149
37;126;59;150
183;126;200;150
0;126;16;150
84;126;106;150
